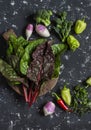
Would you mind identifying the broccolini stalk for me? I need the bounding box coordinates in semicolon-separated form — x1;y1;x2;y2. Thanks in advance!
53;11;73;42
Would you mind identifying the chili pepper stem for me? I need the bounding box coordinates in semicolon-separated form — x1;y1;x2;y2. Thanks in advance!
67;109;73;112
52;92;60;100
82;16;86;22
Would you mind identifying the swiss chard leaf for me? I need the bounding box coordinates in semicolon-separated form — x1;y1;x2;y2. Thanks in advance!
16;46;25;58
52;43;68;55
52;54;61;78
7;35;17;55
7;35;29;73
0;58;20;83
8;55;20;70
7;43;13;56
20;38;47;75
7;35;29;56
52;44;67;78
27;41;55;85
0;58;29;87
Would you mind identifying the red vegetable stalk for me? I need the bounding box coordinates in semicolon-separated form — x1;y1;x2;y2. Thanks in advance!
52;92;72;112
29;87;39;107
23;86;29;102
23;85;39;107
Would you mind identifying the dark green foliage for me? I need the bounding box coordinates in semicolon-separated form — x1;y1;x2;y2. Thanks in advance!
53;11;73;42
35;9;52;26
71;85;91;116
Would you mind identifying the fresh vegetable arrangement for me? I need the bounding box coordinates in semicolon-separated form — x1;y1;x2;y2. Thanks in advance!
52;79;91;116
52;92;72;112
0;9;90;116
0;33;67;106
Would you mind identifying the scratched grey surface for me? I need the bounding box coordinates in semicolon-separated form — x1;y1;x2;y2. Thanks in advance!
0;0;91;130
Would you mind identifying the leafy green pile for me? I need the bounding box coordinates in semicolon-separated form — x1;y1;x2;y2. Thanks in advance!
0;34;67;105
71;85;91;116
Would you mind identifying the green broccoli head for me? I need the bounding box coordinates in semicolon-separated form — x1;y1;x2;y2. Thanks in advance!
35;9;53;26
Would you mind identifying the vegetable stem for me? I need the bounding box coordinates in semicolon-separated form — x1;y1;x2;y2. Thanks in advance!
52;92;60;100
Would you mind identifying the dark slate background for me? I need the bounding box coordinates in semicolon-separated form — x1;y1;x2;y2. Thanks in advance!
0;0;91;130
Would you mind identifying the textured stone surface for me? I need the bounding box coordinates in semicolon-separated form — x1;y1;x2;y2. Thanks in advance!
0;0;91;130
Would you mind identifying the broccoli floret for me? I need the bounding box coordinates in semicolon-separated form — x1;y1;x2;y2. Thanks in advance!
35;9;53;26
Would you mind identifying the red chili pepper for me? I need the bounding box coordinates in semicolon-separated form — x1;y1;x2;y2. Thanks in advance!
52;92;72;112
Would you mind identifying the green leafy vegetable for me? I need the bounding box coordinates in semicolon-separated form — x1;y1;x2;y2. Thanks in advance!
52;43;68;55
7;35;17;56
71;85;91;115
53;11;73;42
52;54;61;78
20;38;47;75
7;35;29;73
0;58;20;84
27;41;55;84
35;9;53;26
0;58;29;87
16;46;25;59
8;55;19;71
7;35;29;56
52;44;67;78
7;43;13;56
